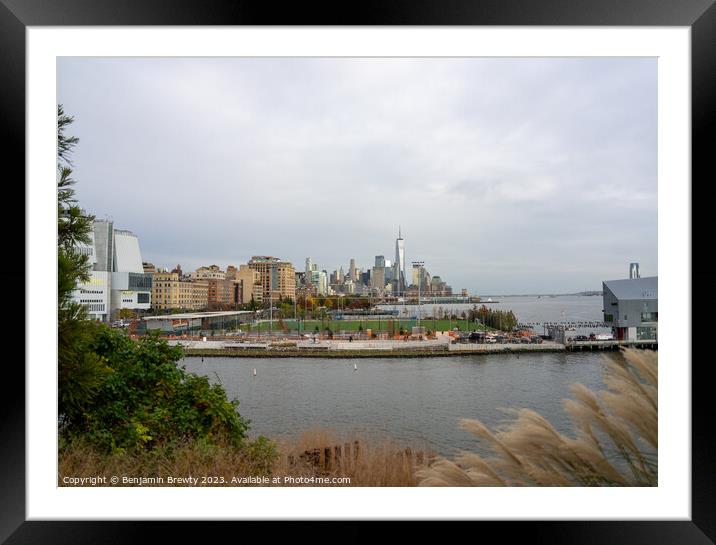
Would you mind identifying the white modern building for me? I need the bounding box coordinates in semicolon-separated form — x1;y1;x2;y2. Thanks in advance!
73;220;152;322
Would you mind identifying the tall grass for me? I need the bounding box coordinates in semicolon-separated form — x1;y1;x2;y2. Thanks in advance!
271;428;426;486
416;349;657;486
59;436;276;485
59;428;427;487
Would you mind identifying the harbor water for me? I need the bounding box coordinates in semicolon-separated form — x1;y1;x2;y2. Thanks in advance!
181;295;620;456
182;351;619;456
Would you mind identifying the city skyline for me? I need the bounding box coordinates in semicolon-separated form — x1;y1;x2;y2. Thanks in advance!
57;57;657;293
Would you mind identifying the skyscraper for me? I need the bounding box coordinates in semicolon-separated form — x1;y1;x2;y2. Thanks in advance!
393;227;405;296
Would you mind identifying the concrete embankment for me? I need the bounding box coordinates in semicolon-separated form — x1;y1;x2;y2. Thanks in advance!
176;339;567;358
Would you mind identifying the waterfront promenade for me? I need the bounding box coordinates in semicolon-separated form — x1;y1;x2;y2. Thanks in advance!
169;337;657;357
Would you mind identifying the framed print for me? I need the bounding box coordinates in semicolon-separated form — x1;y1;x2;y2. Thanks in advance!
3;0;713;541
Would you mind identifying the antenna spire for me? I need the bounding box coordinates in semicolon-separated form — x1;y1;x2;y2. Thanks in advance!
399;225;402;238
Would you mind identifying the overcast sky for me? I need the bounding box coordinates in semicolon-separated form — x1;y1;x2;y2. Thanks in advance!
57;57;657;294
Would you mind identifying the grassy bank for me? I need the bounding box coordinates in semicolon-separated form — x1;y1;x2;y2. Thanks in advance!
59;429;424;487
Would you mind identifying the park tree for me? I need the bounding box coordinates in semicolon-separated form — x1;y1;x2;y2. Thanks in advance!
279;301;292;318
118;309;135;320
57;104;111;425
57;106;252;454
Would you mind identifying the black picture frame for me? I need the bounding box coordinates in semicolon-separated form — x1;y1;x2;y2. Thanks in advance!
3;0;712;541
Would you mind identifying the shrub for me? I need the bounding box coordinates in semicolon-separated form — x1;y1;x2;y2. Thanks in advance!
65;326;250;453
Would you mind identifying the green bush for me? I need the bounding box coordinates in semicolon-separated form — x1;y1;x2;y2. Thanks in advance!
66;326;250;453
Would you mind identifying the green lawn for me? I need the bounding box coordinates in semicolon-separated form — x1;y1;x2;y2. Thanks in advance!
239;318;499;334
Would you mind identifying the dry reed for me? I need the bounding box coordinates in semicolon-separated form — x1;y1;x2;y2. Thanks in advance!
59;428;430;487
268;428;427;486
59;437;271;486
416;348;657;486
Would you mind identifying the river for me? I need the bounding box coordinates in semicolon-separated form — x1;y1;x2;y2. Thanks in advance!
182;352;622;457
181;295;622;456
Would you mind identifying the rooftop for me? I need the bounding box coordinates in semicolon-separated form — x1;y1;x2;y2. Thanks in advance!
603;276;658;300
143;311;253;321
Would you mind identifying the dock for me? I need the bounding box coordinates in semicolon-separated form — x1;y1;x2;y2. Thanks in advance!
565;339;657;351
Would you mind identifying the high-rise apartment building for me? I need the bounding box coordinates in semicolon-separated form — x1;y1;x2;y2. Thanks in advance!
191;281;209;310
150;269;209;311
371;265;386;294
248;256;296;301
235;264;263;304
188;265;225;281
310;269;328;295
412;263;430;289
225;265;239;281
206;278;237;309
151;271;190;310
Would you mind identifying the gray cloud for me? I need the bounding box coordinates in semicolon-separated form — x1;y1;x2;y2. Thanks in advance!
58;57;657;293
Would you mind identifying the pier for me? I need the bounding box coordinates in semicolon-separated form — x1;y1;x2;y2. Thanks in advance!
518;321;610;329
565;339;657;351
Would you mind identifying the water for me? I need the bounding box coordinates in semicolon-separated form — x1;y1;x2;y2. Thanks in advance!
377;294;604;322
377;294;611;336
184;351;624;456
180;296;619;456
182;296;616;456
